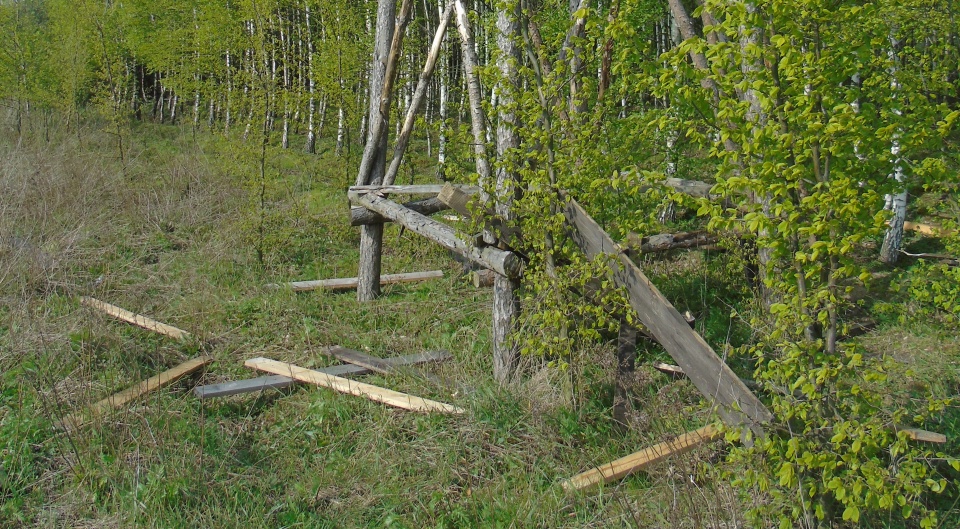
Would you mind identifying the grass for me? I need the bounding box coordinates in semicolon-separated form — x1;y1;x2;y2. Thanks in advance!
1;112;958;528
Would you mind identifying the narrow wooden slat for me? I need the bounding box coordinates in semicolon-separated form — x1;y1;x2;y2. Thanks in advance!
562;424;722;492
322;346;453;391
268;270;443;292
245;357;463;414
194;350;451;399
64;356;212;430
81;297;191;340
902;428;947;444
564;198;771;432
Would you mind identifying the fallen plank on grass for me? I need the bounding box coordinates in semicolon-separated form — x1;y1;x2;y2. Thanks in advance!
63;356;212;430
320;346;460;394
245;357;464;414
81;297;192;341
267;270;444;292
194;350;451;399
562;424;722;492
564;198;772;433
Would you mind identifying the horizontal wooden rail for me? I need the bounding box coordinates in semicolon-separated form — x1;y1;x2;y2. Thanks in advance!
267;270;443;292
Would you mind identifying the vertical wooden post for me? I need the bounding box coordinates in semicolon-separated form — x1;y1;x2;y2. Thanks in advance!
614;321;638;427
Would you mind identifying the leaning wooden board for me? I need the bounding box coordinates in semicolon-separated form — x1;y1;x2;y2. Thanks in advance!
245;357;464;414
564;198;772;432
63;356;213;430
194;350;450;399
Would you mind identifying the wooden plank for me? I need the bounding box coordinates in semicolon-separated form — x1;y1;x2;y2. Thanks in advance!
349;184;480;197
350;192;523;278
562;424;722;492
350;197;449;226
64;356;212;430
564;198;772;432
194;350;450;399
81;297;191;340
902;428;947;444
321;346;452;391
245;357;464;414
903;221;955;237
653;362;685;376
267;270;444;292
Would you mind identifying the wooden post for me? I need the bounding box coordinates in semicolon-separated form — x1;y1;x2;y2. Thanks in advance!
614;321;638;427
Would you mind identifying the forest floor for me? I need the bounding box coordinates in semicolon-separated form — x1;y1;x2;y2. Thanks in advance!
1;115;959;528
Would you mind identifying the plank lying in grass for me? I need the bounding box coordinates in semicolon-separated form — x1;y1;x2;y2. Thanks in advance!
63;356;213;430
562;424;722;492
81;296;191;341
245;357;464;414
267;270;444;292
194;350;451;399
321;346;458;394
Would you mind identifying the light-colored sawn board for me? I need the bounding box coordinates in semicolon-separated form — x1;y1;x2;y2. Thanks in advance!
63;356;212;430
81;296;191;340
562;424;722;492
245;357;463;414
270;270;443;292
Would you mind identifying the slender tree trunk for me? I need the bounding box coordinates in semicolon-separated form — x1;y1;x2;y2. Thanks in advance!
492;0;522;384
881;39;906;264
305;2;317;153
356;0;397;302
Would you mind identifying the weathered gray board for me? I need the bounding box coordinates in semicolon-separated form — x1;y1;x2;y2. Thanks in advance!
194;350;451;399
564;198;772;432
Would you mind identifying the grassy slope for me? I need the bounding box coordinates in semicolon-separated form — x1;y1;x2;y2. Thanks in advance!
1;116;957;528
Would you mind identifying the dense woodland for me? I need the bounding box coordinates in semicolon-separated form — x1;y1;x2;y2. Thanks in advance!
2;0;960;527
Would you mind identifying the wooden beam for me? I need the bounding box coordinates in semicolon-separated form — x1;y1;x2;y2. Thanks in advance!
245;357;464;414
351;193;523;278
902;428;947;444
564;198;771;432
194;350;451;399
81;297;191;341
64;356;212;430
267;270;443;292
653;362;685;376
562;424;722;492
350;197;449;226
903;221;955;237
437;183;522;248
349;184;479;197
321;346;452;391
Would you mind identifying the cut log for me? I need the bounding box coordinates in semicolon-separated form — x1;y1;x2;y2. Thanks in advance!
64;356;212;430
350;197;449;226
564;197;771;432
562;424;722;492
625;231;720;254
267;270;443;292
350;193;523;278
349;184;479;197
81;297;191;341
194;350;450;399
437;183;522;248
245;357;463;414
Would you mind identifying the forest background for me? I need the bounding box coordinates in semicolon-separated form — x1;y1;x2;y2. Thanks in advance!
2;0;960;527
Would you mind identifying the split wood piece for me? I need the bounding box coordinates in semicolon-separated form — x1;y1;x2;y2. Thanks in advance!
564;198;772;432
350;197;449;226
349;184;479;197
245;357;463;414
653;362;685;376
63;356;212;430
472;269;496;288
194;350;451;399
437;184;522;249
562;424;722;492
902;428;947;444
625;231;720;254
267;270;443;292
903;221;956;237
350;193;523;278
81;297;191;341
